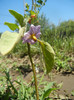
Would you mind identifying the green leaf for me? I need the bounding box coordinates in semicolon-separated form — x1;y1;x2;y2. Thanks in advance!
0;27;25;55
45;82;54;91
25;3;29;11
4;22;19;31
71;90;74;96
37;0;43;5
39;40;55;73
0;31;20;55
29;10;36;15
43;88;56;100
9;10;24;27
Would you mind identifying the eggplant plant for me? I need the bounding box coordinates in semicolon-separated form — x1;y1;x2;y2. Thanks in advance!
0;0;55;100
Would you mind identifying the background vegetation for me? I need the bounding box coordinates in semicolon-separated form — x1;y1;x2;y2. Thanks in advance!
10;14;73;72
0;14;74;99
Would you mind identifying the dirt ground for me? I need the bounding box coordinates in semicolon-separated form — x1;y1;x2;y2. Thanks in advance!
0;55;74;99
52;72;74;99
21;71;74;99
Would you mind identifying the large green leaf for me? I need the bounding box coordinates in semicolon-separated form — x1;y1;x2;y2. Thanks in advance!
4;22;19;31
0;27;25;55
39;40;55;73
0;31;19;55
9;10;24;27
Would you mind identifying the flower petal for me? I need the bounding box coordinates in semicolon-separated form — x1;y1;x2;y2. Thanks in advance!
30;39;36;44
36;32;41;38
35;25;41;34
27;39;36;44
22;31;31;43
29;24;36;34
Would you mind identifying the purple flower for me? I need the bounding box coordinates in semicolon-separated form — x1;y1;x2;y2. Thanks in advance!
22;24;41;44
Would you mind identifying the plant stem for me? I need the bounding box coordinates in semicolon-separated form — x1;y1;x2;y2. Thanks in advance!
35;0;36;11
32;0;34;10
27;43;39;100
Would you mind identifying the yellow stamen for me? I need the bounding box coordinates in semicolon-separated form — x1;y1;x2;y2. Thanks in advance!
33;36;37;41
31;34;37;41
